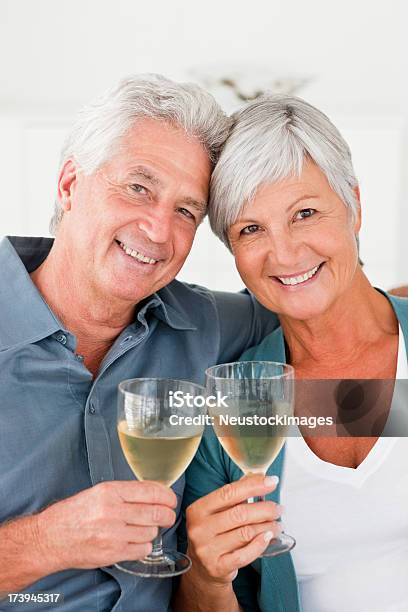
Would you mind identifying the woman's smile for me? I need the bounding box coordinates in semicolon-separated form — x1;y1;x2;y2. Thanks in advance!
270;262;325;288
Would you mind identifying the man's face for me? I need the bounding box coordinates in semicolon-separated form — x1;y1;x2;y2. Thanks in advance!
58;119;211;306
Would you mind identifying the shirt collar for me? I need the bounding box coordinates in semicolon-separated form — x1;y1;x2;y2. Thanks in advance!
150;284;197;331
0;236;196;351
0;236;63;351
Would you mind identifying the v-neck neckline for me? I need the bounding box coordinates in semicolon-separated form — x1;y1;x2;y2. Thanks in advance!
286;322;406;487
287;433;397;488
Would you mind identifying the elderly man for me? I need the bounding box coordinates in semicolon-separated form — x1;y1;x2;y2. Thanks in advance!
0;75;279;612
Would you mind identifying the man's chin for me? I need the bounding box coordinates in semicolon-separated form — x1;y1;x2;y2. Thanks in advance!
108;283;158;306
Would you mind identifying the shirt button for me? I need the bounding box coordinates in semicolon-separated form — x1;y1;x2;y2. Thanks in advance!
56;333;67;345
75;354;84;361
89;401;96;414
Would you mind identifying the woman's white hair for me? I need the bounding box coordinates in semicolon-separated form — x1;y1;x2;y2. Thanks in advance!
209;94;359;248
50;73;231;233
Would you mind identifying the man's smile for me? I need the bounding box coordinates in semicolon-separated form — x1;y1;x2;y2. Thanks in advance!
115;239;161;265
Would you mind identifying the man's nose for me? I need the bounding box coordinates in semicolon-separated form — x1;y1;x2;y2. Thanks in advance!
137;208;173;244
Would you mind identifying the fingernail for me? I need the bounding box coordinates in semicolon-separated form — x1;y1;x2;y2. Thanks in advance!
276;504;285;515
264;475;279;487
264;530;274;542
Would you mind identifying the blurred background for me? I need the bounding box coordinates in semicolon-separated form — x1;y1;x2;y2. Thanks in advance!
1;0;407;291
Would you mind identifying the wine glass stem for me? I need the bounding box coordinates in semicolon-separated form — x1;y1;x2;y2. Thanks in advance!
247;471;266;503
247;494;265;503
145;530;164;561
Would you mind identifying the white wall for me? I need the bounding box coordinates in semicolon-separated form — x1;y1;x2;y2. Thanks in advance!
1;0;407;291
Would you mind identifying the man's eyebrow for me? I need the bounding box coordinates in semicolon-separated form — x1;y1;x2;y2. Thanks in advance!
127;166;162;186
126;167;207;215
180;197;208;216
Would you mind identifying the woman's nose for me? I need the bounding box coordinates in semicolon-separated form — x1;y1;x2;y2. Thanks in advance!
267;232;303;268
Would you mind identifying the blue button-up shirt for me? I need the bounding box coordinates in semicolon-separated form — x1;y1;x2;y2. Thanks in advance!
0;236;278;612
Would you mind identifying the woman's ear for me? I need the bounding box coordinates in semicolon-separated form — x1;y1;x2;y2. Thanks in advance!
57;159;77;212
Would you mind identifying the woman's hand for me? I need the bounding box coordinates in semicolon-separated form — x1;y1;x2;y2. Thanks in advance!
174;474;282;611
186;473;282;585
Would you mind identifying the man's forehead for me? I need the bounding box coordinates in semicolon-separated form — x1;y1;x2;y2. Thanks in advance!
119;116;203;152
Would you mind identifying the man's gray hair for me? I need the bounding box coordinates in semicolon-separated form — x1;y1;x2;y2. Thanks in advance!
209;94;359;248
50;73;231;233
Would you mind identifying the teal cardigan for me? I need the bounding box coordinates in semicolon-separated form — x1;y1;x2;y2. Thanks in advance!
182;293;408;611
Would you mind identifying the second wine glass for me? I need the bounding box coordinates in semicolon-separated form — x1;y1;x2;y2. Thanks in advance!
205;361;296;557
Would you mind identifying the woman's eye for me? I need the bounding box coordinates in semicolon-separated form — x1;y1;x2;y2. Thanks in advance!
240;224;261;235
130;183;147;195
294;208;316;221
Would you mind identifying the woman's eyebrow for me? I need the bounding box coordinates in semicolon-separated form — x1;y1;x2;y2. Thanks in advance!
285;194;318;213
230;194;319;226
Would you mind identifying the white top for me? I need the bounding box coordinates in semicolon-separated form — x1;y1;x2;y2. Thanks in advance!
280;325;408;612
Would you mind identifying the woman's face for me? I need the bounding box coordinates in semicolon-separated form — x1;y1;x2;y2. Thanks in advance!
228;160;361;321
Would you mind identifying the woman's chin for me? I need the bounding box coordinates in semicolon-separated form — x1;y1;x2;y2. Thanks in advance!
280;305;329;322
265;291;334;322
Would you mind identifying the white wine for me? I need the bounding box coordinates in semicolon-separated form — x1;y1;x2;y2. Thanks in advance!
118;420;202;486
212;400;290;473
216;429;285;473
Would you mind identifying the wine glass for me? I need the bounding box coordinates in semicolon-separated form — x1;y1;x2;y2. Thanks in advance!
205;361;295;557
116;378;207;577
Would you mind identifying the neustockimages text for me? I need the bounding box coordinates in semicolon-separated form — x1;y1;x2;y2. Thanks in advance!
167;391;334;429
169;414;334;429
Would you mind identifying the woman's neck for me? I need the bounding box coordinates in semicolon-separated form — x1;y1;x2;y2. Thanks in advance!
280;272;398;372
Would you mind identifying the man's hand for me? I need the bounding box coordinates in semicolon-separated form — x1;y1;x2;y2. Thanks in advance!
174;474;281;612
0;481;177;594
37;480;177;570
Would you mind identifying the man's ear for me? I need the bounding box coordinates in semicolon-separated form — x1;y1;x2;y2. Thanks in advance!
57;159;78;212
353;185;362;233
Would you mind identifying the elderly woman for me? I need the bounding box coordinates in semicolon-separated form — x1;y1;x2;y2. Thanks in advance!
175;96;408;612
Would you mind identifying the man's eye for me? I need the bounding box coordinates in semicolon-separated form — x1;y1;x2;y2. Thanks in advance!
240;224;261;235
178;207;196;221
130;184;147;195
294;208;316;220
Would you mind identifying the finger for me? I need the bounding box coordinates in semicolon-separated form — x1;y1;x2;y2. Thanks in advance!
190;474;279;517
218;531;275;575
213;521;282;557
114;481;178;508
211;501;283;535
122;525;159;544
121;502;176;528
120;541;153;561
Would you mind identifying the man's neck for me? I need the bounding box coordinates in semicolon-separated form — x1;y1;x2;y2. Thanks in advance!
30;244;136;375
